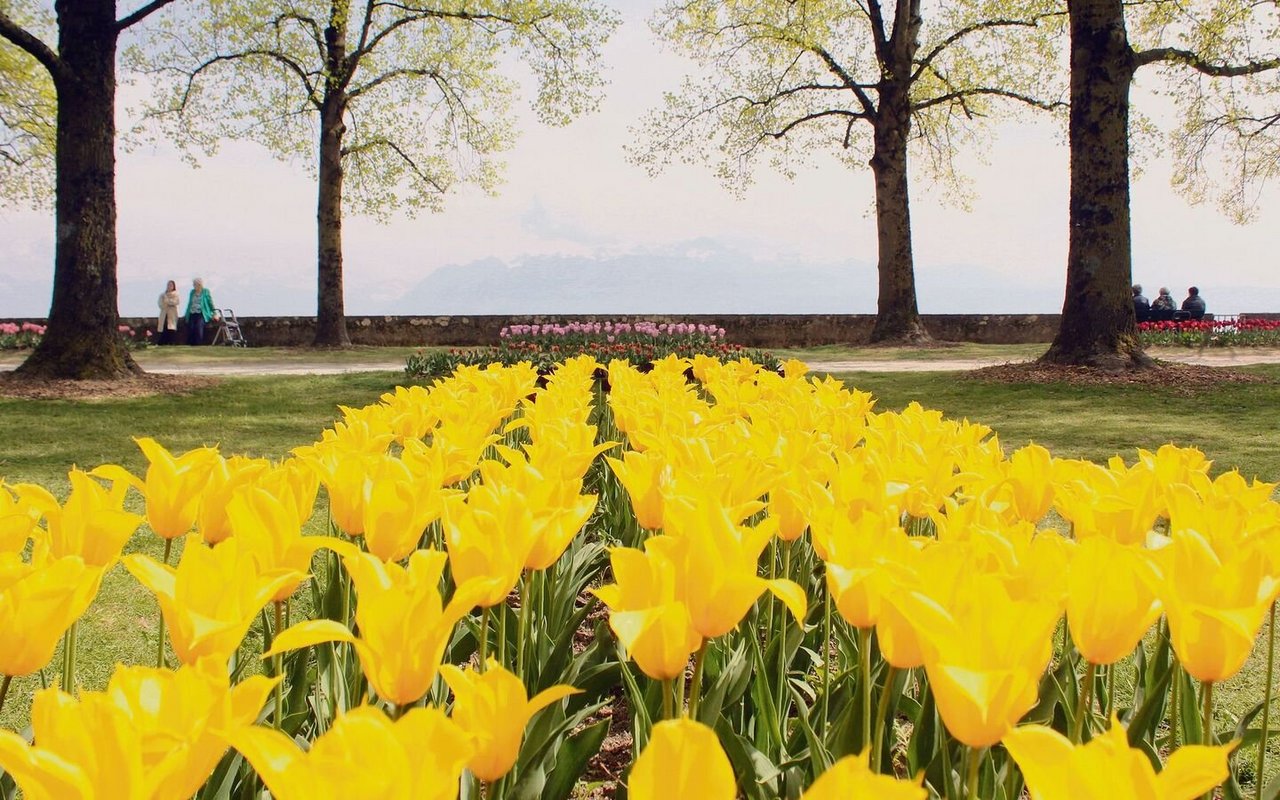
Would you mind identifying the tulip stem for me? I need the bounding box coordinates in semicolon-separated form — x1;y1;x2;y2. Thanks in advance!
274;600;285;730
871;665;898;773
764;538;777;659
156;537;173;669
479;607;490;671
777;543;792;724
498;602;508;667
1203;680;1216;800
662;678;674;721
1257;602;1275;800
689;640;709;720
822;577;831;734
859;626;872;754
61;620;79;691
0;674;11;716
965;746;984;800
517;573;530;683
1073;661;1096;743
939;706;954;799
1104;664;1115;720
1203;680;1215;746
1170;660;1181;747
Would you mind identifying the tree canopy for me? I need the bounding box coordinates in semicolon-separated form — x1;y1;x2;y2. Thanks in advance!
631;0;1066;341
0;1;54;208
130;0;618;344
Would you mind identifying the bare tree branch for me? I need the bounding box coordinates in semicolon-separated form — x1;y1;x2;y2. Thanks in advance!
807;44;878;116
161;50;322;113
912;19;1042;83
768;108;869;140
1134;47;1280;75
117;0;182;31
346;66;440;99
914;86;1067;112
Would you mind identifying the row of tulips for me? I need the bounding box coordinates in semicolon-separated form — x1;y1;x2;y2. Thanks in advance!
0;354;1277;798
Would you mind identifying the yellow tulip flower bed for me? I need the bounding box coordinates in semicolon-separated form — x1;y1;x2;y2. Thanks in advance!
0;354;1276;799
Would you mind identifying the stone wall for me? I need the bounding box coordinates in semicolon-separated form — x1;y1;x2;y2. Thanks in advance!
6;314;1064;347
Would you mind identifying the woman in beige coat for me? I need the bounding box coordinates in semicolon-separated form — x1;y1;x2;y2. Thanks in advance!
157;280;180;345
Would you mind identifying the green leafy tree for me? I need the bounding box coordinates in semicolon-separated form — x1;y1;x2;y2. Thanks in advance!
0;0;181;379
1042;0;1279;368
0;2;54;208
631;0;1065;343
133;0;618;346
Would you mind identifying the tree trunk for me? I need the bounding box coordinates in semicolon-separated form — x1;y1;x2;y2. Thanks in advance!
1041;0;1152;369
868;88;929;344
312;15;350;348
313;88;350;347
14;0;140;380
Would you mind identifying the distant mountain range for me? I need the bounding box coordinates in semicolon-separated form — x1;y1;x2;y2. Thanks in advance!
3;250;1276;318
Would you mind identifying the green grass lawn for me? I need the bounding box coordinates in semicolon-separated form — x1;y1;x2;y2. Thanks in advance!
1;363;1276;783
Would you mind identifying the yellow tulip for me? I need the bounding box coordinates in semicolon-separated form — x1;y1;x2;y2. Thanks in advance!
0;659;277;800
230;705;473;800
124;535;300;666
1003;715;1234;800
104;660;278;798
1165;473;1280;556
905;573;1060;748
378;384;443;442
441;659;579;782
18;469;143;566
0;555;102;677
1051;459;1160;545
442;484;539;608
1067;537;1162;665
0;481;39;554
507;418;616;483
194;454;269;544
94;437;218;540
227;486;332;602
607;449;671;530
628;718;735;800
361;455;451;563
1156;530;1279;683
265;548;487;706
654;496;806;638
801;751;927;799
993;443;1056;523
592;546;703;680
480;456;598;571
805;451;892;561
293;442;383;536
822;511;911;630
262;457;321;527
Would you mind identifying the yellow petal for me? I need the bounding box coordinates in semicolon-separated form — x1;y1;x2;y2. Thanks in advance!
262;619;357;658
628;719;734;800
1155;742;1235;799
765;578;808;624
1002;725;1074;800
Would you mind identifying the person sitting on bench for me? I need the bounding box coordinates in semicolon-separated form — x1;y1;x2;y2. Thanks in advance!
1181;286;1206;320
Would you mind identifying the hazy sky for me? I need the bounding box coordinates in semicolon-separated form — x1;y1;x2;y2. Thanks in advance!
2;0;1278;318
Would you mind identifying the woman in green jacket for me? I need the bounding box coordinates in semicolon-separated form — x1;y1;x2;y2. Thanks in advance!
184;278;216;345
